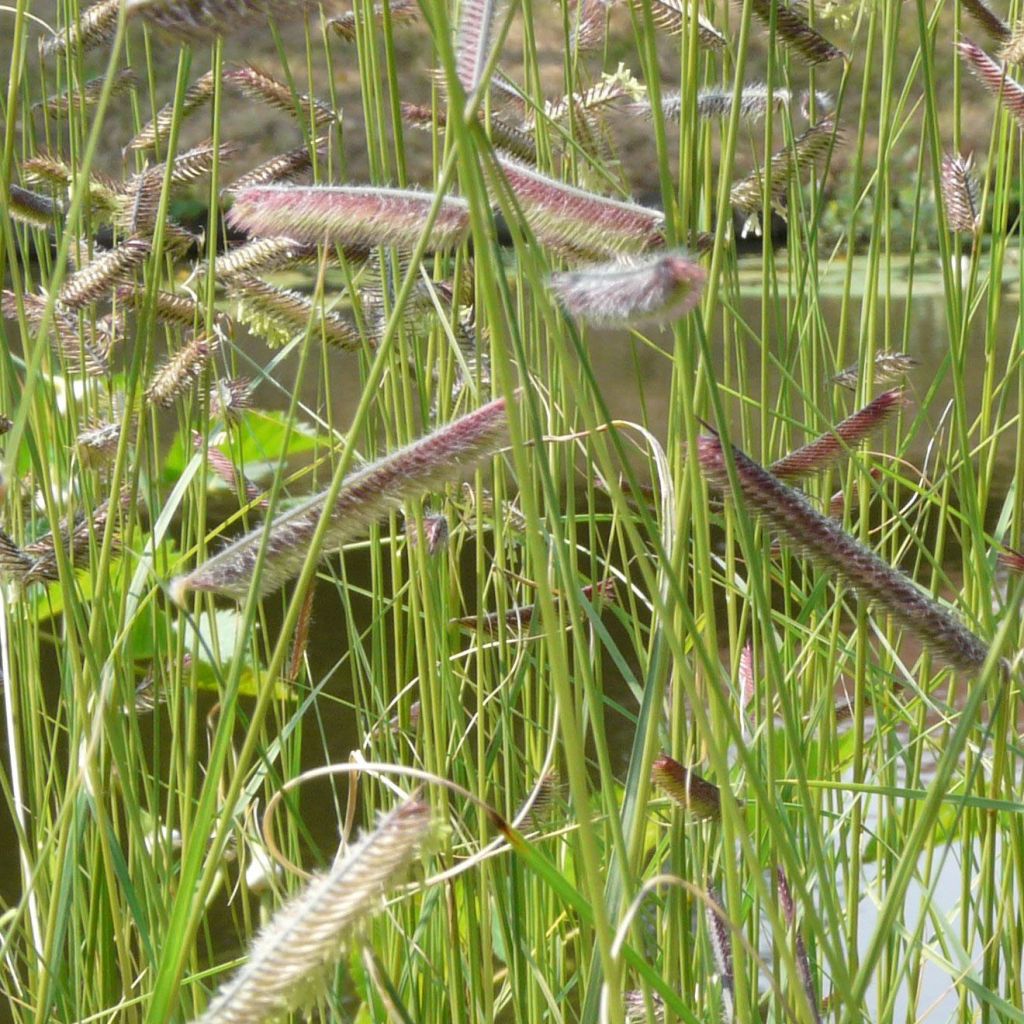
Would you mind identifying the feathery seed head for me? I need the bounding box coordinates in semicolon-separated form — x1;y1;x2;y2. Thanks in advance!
1001;22;1024;63
210;378;253;421
36;69;137;116
962;0;1010;40
455;0;505;98
171;397;510;602
227;185;471;251
125;0;322;38
730;118;838;216
40;0;120;57
228;274;361;350
127;71;215;150
496;157;665;260
624;992;666;1024
697;434;991;672
941;152;982;233
223;139;326;193
406;513;450;556
748;0;847;64
328;0;419;40
58;238;151;310
651;754;722;820
958;38;1024;127
192;798;433;1024
224;64;339;126
145;333;219;408
832;350;917;390
768;389;908;481
629;0;725;49
77;420;124;467
8;185;60;229
548;250;705;326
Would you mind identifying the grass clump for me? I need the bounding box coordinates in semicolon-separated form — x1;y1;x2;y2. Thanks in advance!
0;1;1022;1023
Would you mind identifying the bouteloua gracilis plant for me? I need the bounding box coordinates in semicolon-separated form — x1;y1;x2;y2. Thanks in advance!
0;1;1022;1023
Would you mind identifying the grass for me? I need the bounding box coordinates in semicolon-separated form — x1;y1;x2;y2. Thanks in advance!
0;1;1023;1023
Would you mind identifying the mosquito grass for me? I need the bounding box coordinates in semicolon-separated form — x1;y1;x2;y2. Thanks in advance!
2;2;1024;1024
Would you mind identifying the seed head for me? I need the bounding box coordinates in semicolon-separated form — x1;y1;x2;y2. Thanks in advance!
40;0;120;57
730;119;838;217
227;185;471;251
940;152;982;233
832;350;917;390
651;754;723;821
748;0;846;64
495;157;665;260
958;38;1024;128
58;238;151;311
127;71;215;151
328;0;419;40
145;333;219;408
697;434;992;672
223;64;338;126
630;0;725;49
223;139;327;193
962;0;1011;41
769;389;908;481
192;799;432;1024
228;274;361;350
171;397;510;602
549;250;705;326
455;0;505;98
405;513;450;556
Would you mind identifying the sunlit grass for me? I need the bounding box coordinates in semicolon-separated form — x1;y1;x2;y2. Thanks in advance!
0;2;1023;1024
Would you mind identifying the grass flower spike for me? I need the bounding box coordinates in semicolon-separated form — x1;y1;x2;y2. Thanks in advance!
651;754;723;820
193;798;432;1024
227;185;471;250
696;434;991;671
768;389;907;481
549;250;706;326
748;0;846;64
495;157;665;260
630;0;725;49
171;397;509;602
958;38;1024;128
962;0;1010;40
941;152;982;233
